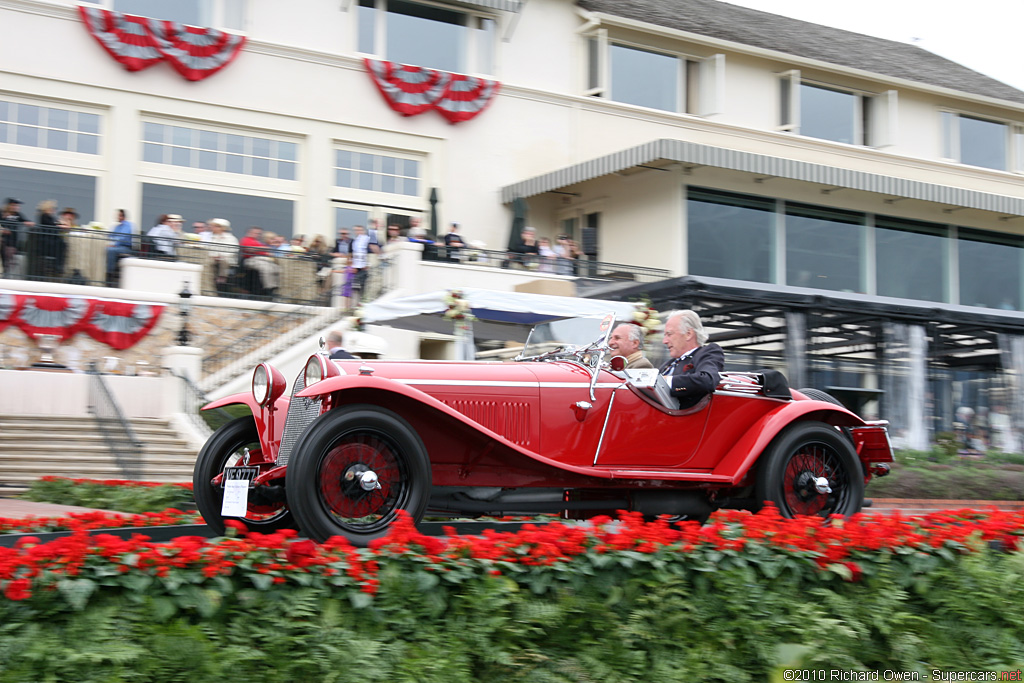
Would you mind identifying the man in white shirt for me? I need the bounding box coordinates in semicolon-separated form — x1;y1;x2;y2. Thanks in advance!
205;218;239;289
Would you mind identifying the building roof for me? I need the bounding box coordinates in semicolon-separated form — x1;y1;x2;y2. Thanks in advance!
577;0;1024;106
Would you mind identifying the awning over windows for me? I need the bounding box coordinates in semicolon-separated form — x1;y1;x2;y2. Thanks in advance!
448;0;522;12
500;138;1024;217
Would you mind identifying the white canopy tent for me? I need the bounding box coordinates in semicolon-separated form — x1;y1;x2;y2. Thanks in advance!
361;288;639;359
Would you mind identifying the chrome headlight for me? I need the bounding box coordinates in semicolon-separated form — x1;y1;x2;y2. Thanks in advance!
304;355;325;387
252;364;270;405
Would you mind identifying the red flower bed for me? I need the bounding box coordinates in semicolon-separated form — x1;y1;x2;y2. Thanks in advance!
1;505;1021;604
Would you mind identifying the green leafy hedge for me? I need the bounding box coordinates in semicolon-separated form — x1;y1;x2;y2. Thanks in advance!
19;477;195;515
2;509;1023;680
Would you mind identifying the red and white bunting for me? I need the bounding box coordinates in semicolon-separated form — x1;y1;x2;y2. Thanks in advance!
78;6;246;82
0;291;163;350
364;59;500;124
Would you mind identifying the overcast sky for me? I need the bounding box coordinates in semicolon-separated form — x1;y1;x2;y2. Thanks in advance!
721;0;1024;93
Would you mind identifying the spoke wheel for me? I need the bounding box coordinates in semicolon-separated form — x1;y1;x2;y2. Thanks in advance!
287;405;430;545
755;421;863;518
192;416;293;534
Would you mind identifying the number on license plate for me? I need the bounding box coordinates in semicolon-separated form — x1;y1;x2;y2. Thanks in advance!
223;466;259;488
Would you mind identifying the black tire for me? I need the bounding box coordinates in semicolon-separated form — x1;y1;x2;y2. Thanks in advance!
755;421;864;518
798;388;845;407
286;405;431;545
193;416;294;534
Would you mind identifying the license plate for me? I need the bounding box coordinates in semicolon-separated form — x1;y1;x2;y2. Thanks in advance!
223;466;259;488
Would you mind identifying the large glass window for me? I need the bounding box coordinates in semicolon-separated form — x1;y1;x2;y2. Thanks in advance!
141;183;293;239
358;0;494;74
0;165;96;224
687;188;774;283
142;122;298;180
609;44;679;112
960;115;1007;171
942;111;1008;171
800;83;858;145
959;228;1023;310
0;100;100;155
111;0;245;29
875;217;948;302
335;149;420;197
785;203;864;292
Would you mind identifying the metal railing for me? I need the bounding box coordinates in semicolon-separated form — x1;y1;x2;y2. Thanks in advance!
86;363;144;479
419;244;671;284
172;370;234;438
1;225;330;306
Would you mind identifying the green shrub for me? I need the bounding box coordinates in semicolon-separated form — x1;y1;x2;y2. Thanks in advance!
20;477;194;514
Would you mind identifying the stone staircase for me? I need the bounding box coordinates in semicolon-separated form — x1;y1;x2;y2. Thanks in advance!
0;415;199;495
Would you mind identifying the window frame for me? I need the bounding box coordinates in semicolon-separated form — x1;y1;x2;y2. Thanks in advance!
778;71;896;148
88;0;246;30
332;145;425;201
585;30;721;115
140;118;301;182
0;96;103;157
356;0;497;75
940;109;1017;172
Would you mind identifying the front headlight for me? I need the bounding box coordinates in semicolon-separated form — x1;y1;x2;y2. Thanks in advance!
305;355;325;388
252;365;270;405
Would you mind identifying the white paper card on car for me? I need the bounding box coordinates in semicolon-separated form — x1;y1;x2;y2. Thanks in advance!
221;479;249;517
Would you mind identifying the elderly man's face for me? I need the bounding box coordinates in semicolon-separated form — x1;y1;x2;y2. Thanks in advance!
663;317;697;359
609;325;639;356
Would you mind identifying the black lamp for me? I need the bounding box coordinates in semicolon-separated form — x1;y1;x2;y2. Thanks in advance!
177;281;193;346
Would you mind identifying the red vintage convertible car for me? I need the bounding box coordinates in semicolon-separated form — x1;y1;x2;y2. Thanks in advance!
193;314;893;544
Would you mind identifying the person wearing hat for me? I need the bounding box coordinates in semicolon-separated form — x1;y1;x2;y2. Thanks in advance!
205;218;239;290
147;213;183;257
1;198;32;278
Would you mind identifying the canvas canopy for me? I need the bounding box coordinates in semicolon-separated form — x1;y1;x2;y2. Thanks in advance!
361;288;638;344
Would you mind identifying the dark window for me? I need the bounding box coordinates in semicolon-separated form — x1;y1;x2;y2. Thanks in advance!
785;203;864;292
958;228;1022;310
141;183;294;239
875;217;947;302
687;187;774;283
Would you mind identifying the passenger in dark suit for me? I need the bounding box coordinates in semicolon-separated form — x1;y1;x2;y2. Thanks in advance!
326;329;357;360
660;310;724;409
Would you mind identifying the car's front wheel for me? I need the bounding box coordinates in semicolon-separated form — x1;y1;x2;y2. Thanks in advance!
286;405;431;545
193;416;294;534
754;421;863;518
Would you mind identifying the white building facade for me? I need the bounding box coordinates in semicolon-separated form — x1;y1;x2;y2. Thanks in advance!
5;0;1024;450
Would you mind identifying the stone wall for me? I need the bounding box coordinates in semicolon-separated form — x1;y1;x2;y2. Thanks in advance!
0;296;320;375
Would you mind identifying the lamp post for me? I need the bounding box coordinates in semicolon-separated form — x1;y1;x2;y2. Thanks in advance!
177;281;192;346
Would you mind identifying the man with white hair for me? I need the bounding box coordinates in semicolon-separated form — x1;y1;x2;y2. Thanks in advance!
206;218;239;290
609;323;654;369
326;329;356;360
660;309;724;409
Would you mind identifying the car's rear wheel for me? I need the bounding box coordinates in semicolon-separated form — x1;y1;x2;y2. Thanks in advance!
755;421;863;518
286;405;431;545
193;416;293;534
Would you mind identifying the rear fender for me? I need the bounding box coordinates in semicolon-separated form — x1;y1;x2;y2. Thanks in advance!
202;392;290;461
712;401;864;484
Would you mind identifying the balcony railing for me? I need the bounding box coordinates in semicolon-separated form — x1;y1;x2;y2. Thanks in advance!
1;225;669;304
419;244;670;284
1;225;333;306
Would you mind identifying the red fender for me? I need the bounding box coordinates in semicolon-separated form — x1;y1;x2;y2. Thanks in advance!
296;375;623;481
712;400;864;484
202;392;290;461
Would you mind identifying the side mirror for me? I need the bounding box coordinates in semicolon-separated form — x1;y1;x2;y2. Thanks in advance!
609;355;626;372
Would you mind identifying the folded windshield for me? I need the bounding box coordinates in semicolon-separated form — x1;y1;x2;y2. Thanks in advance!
520;314;618;359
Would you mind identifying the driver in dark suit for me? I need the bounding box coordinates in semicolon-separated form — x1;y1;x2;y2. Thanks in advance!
660;310;724;409
326;329;357;360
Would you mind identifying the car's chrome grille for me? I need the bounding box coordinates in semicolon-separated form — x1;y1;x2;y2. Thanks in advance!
276;371;322;467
